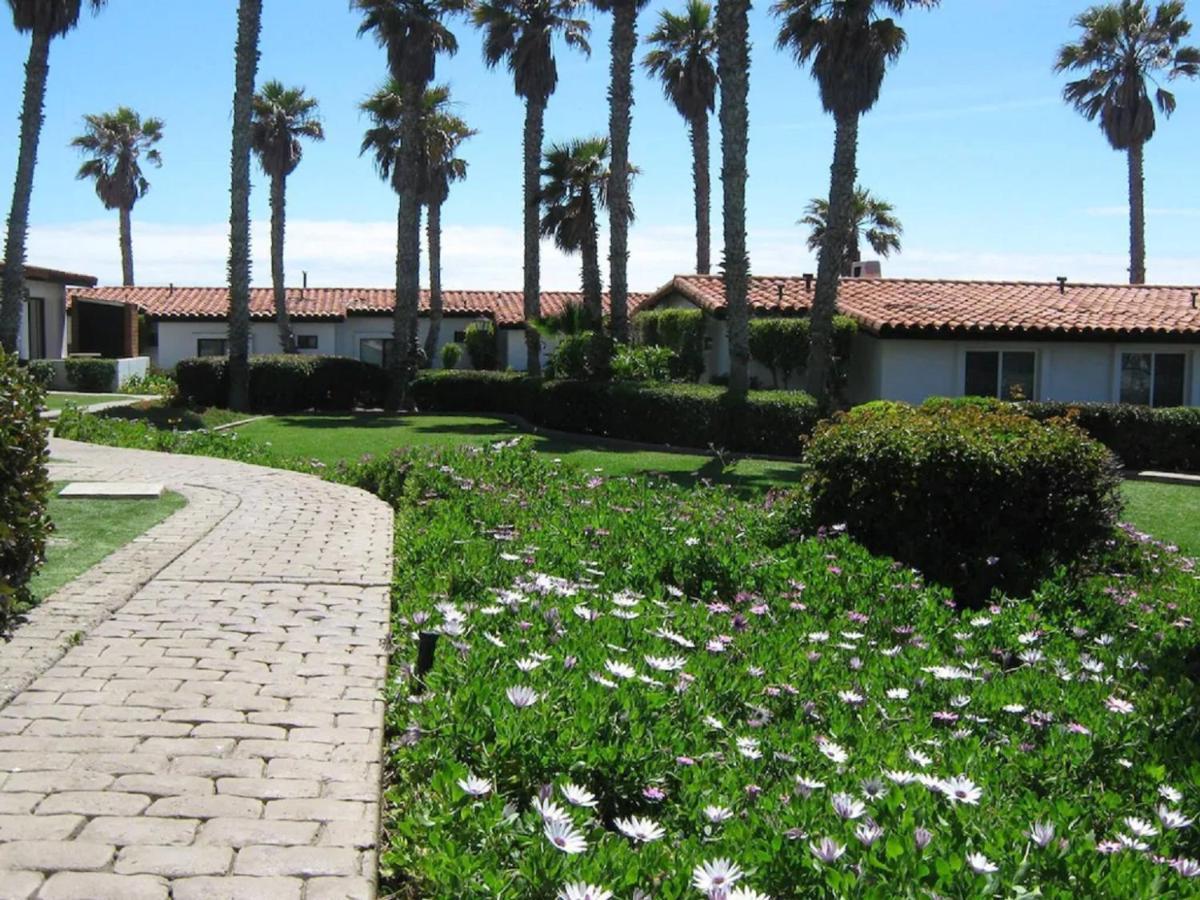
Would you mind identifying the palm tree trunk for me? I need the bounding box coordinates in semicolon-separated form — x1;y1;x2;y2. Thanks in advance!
390;80;423;408
842;230;859;278
227;0;262;412
0;28;52;354
423;198;443;364
119;206;135;286
608;2;637;346
717;0;750;400
1127;141;1146;285
805;109;859;403
270;173;295;353
690;113;711;276
523;96;546;376
581;199;603;323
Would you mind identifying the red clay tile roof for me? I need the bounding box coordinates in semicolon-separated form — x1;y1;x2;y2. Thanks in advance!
1;262;97;287
70;286;651;327
648;274;1200;338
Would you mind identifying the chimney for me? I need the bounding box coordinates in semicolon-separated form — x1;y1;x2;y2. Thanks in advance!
302;271;308;289
1056;276;1067;294
1192;291;1198;310
851;260;883;279
168;282;174;296
776;283;784;304
803;273;814;292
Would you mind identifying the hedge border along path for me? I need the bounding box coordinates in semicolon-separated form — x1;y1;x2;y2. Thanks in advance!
0;437;393;900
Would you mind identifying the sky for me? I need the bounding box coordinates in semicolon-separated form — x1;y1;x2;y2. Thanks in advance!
1;0;1198;291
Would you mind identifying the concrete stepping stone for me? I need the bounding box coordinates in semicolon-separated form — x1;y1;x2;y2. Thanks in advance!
59;483;166;499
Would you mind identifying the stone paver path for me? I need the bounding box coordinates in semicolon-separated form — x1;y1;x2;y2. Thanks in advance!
0;439;393;900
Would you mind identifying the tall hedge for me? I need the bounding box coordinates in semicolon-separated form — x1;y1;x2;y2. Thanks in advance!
748;315;857;388
464;322;499;371
176;355;385;413
0;350;52;632
633;308;706;381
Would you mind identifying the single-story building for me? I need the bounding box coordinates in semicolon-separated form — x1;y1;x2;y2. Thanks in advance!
1;262;98;360
642;273;1200;408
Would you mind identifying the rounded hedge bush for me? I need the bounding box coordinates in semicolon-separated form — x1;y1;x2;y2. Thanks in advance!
805;401;1123;605
0;349;52;632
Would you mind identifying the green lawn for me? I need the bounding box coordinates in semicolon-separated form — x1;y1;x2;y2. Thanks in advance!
233;412;808;494
44;392;127;411
1120;480;1200;556
95;402;250;430
29;487;187;601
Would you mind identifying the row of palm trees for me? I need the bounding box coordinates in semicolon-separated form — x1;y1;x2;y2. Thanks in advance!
1;1;1196;411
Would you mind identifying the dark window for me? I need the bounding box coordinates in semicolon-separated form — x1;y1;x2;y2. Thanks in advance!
964;350;1036;400
197;338;228;357
964;351;999;398
453;330;467;343
25;297;46;360
359;337;394;368
296;334;318;350
1122;352;1186;407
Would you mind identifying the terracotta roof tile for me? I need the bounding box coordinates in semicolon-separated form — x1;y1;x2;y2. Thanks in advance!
2;262;97;287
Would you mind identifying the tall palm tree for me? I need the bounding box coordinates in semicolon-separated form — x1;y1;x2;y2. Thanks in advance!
251;81;325;354
774;0;937;405
474;0;591;376
716;0;751;399
801;185;902;275
227;0;262;412
1;0;107;353
595;0;648;348
1056;1;1199;285
70;107;164;287
354;0;465;409
642;0;718;275
419;86;476;363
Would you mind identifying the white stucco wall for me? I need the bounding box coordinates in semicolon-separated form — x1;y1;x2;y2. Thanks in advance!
16;279;67;360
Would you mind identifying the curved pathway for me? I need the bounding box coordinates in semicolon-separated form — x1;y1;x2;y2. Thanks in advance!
0;439;393;900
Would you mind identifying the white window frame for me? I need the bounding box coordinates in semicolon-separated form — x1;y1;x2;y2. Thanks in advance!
1112;346;1193;408
957;345;1041;401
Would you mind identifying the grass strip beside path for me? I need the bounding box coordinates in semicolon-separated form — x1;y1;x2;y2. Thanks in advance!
43;392;127;411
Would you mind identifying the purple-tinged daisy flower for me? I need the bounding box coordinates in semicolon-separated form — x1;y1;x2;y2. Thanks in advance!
614;815;665;843
855;821;884;847
560;783;597;808
604;660;636;680
557;884;612;900
886;688;910;700
705;805;734;823
1171;858;1200;877
914;827;933;850
818;739;848;765
1160;785;1184;803
1125;817;1159;838
831;793;866;820
643;786;666;802
1105;695;1135;715
644;655;686;672
966;852;998;874
506;686;539;708
838;690;865;707
860;779;886;801
544;819;587;854
692;858;744;893
809;837;846;864
885;770;917;785
457;774;492;797
795;776;825;798
533;797;571;823
938;776;983;806
1116;833;1150;851
1158;806;1194;830
1029;821;1056;848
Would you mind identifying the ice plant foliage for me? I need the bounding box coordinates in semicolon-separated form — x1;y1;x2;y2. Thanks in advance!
357;443;1200;897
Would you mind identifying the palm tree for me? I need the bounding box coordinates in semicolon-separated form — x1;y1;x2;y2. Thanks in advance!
70;107;164;287
227;0;262;412
251;82;324;354
774;0;937;405
595;0;648;348
354;0;465;409
642;0;718;275
419;86;476;363
1;0;107;353
1056;1;1199;285
474;0;591;376
716;0;751;399
801;185;902;276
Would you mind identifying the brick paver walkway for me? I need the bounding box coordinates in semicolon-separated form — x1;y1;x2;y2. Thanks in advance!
0;439;393;900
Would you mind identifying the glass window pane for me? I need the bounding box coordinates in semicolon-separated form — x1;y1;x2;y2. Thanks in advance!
964;351;999;398
1152;353;1186;408
359;338;393;368
1000;351;1036;401
197;339;227;357
1120;353;1152;405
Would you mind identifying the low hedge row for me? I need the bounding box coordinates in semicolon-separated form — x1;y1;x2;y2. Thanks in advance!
176;355;386;412
411;370;819;455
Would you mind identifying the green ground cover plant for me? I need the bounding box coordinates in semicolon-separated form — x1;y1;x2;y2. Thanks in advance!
42;392;127;411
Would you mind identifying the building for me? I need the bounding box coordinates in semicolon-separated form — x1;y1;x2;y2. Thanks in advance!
1;263;98;360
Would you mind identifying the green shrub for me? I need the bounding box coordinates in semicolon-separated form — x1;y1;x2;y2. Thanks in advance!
633;308;706;381
64;358;117;392
176;355;384;413
0;350;52;632
175;357;228;408
611;343;675;382
440;342;463;370
463;322;498;371
546;333;593;380
747;315;858;388
26;360;54;389
806;402;1123;605
120;369;177;400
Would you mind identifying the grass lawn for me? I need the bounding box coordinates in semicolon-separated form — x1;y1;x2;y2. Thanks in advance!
29;487;187;601
43;392;127;411
1120;480;1200;556
232;412;808;494
95;402;250;430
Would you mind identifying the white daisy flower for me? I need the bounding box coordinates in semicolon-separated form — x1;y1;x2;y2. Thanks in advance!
614;815;665;843
457;774;492;797
560;783;597;808
533;797;572;824
544;819;587;854
557;884;612;900
966;852;997;874
692;858;744;893
604;660;636;680
704;805;734;823
644;655;686;672
506;686;540;708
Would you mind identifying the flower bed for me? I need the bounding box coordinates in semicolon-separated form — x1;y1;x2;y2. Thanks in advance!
333;443;1200;898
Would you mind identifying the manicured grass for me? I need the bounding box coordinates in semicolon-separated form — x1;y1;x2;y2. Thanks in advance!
43;392;127;411
95;402;250;431
29;487;186;601
1121;480;1200;556
232;412;808;493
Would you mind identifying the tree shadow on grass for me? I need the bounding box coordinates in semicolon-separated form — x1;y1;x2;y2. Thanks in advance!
97;404;208;431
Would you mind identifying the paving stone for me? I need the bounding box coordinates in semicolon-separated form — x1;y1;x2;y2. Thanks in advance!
145;795;262;819
264;799;365;822
36;791;150;817
216;778;319;800
111;774;215;797
79;816;200;846
0;840;113;872
305;876;374;900
0;871;42;900
233;845;359;877
0;815;83;841
38;872;169;900
0;793;41;814
114;845;233;877
59;482;165;499
194;818;319;848
169;875;303;900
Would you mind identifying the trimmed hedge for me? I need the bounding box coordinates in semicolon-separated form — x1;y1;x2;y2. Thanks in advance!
748;315;857;388
464;322;498;371
632;308;706;381
176;355;386;413
411;370;819;455
0;350;52;632
807;402;1122;605
26;360;54;388
65;358;117;392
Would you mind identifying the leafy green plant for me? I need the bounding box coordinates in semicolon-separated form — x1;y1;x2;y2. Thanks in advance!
611;343;676;381
175;355;385;412
464;322;499;371
26;360;54;388
440;341;463;370
633;307;707;381
120;369;177;400
64;357;117;392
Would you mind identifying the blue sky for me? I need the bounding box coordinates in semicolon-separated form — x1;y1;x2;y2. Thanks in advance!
1;0;1198;289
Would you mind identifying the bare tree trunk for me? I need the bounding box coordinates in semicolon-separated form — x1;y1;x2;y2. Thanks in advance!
1128;141;1146;285
270;173;295;353
522;96;545;376
423;199;443;364
389;80;423;409
227;0;262;412
119;205;135;286
690;113;711;276
1;28;52;354
717;0;750;400
581;198;604;323
608;2;636;346
805;110;859;404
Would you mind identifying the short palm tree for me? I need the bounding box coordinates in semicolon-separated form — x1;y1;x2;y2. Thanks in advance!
354;0;466;409
773;0;938;404
716;0;751;399
227;0;262;412
1056;0;1199;285
251;81;325;353
474;0;591;376
419;86;476;363
1;0;107;353
71;107;164;287
801;186;902;275
643;0;718;275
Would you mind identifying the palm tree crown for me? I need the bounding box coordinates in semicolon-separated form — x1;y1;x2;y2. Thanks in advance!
8;0;106;36
539;136;611;254
801;185;902;267
251;81;324;179
474;0;591;102
419;85;476;206
642;0;718;122
353;0;466;85
71;107;163;212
